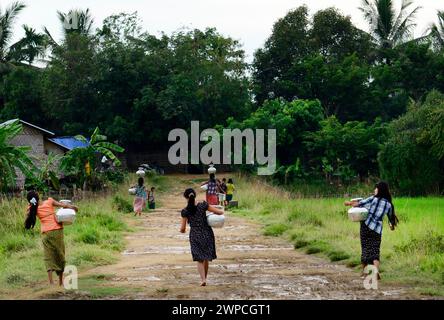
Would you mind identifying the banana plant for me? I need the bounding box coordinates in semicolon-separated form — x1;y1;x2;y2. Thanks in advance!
74;127;124;166
26;152;62;192
0;119;36;190
60;127;124;189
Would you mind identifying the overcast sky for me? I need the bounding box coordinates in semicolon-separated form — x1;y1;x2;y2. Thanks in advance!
2;0;444;62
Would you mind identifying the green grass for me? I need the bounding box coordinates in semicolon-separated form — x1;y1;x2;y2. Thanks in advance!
0;172;169;297
231;175;444;297
0;191;130;295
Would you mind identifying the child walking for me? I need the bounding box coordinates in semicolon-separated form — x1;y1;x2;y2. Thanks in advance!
226;178;235;204
147;187;156;209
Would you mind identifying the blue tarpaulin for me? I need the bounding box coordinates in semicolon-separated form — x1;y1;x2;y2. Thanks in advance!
48;137;90;150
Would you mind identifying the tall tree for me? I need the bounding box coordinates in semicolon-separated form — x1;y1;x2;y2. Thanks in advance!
44;8;94;48
7;25;47;65
428;10;444;52
253;7;373;120
359;0;421;50
0;1;26;73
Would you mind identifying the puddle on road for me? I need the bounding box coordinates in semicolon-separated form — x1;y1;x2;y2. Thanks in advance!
222;244;294;251
223;225;248;231
133;265;195;271
123;246;190;255
123;244;292;255
113;276;162;282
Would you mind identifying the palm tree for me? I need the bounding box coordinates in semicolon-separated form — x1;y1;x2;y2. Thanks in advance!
359;0;421;50
0;1;26;72
60;127;124;189
44;8;94;48
0;120;36;190
428;11;444;52
7;25;47;65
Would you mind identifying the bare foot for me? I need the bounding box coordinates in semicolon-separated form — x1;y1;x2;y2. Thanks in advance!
200;282;207;287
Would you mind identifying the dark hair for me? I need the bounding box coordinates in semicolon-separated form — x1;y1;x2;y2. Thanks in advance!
375;181;399;227
209;173;215;182
151;186;155;190
138;177;144;187
222;178;226;182
228;178;233;184
184;188;197;215
25;190;39;230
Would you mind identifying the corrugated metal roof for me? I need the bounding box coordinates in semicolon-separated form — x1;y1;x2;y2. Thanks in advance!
47;137;89;150
0;119;55;136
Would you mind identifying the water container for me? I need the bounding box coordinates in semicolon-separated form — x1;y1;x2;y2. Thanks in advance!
207;214;225;228
129;188;137;195
200;184;208;191
208;165;216;174
56;208;76;225
206;205;225;228
348;207;369;222
136;169;145;177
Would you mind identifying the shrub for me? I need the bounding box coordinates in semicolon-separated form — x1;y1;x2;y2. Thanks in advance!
112;195;133;213
0;233;37;254
263;223;289;236
327;250;350;262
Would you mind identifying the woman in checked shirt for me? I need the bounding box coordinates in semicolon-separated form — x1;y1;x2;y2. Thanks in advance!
345;181;399;279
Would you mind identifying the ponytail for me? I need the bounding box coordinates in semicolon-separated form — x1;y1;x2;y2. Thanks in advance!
184;188;197;215
25;191;39;230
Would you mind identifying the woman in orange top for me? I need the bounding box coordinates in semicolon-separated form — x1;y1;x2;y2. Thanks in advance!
25;190;78;286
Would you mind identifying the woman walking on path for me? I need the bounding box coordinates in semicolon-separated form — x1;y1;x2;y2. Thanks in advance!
24;190;78;286
133;177;147;216
180;188;224;286
201;173;221;205
344;181;398;279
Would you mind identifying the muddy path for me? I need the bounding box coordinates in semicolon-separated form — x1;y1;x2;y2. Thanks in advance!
56;175;415;299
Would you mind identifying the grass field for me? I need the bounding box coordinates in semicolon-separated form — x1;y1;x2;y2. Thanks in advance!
1;172;442;298
0;174;169;297
231;175;444;297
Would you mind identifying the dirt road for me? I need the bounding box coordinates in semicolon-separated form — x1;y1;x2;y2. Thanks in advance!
59;175;413;299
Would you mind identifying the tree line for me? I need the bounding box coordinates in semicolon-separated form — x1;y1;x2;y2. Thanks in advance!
0;0;443;195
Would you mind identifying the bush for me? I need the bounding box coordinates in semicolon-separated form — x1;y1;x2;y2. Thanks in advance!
379;91;444;195
327;250;350;262
0;233;37;254
112;195;133;213
263;223;289;236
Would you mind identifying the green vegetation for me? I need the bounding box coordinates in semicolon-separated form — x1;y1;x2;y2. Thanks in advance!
1;2;443;195
60;127;125;191
0;120;35;190
379;91;444;195
231;176;444;296
0;192;129;296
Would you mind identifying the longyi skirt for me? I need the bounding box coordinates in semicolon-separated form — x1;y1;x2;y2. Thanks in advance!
360;222;381;264
133;196;146;213
206;194;218;205
42;229;66;275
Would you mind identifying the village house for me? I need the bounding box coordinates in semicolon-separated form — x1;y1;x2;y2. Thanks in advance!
0;119;88;189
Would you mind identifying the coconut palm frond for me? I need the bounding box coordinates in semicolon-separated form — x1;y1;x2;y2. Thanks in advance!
359;0;421;49
0;1;26;54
